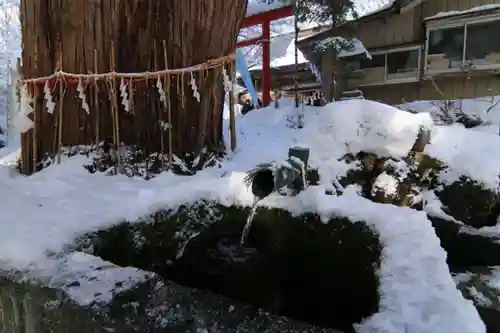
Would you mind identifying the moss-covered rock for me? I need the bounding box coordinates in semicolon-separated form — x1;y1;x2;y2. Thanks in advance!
75;201;382;331
0;274;341;333
370;171;416;206
436;176;500;228
338;152;386;197
0;276;118;333
428;217;500;269
338;151;443;207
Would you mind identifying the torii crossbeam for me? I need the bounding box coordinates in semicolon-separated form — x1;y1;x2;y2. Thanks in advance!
237;5;293;107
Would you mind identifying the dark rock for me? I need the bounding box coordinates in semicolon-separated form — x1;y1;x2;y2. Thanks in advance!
477;307;500;333
428;216;500;269
0;274;341;333
338;152;386;199
436;176;500;229
338;152;440;207
75;202;382;331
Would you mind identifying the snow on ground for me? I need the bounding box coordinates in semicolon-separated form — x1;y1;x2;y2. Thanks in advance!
425;125;500;188
0;98;489;332
399;96;500;189
399;96;500;128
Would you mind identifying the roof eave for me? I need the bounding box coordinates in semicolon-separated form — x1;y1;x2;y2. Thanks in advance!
296;4;400;47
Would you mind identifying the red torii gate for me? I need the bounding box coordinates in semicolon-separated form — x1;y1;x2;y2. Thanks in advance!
237;5;293;106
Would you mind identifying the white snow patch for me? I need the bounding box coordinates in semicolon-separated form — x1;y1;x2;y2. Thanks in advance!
35;252;153;307
357;0;396;18
421;190;459;223
483;267;500;291
305;99;433;159
398;96;500;188
399;95;500;127
424;124;500;189
372;172;399;196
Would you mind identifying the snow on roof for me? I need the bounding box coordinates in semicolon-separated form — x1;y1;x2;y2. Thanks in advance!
246;0;293;17
356;0;396;18
339;38;371;59
315;36;371;59
425;4;500;21
247;32;308;70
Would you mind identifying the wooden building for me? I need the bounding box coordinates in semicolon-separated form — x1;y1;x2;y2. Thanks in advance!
297;0;500;105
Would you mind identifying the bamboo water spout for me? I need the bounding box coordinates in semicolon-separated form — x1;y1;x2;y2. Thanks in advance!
245;146;320;200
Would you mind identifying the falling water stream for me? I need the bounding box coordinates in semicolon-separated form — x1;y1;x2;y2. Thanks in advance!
240;198;260;246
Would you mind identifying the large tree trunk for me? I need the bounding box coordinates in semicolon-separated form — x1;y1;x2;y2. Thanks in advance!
19;0;247;174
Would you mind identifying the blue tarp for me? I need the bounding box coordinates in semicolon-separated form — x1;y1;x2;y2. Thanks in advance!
235;49;259;105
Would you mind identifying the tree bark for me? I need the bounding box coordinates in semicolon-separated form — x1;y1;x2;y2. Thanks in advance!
20;0;248;174
119;0;248;160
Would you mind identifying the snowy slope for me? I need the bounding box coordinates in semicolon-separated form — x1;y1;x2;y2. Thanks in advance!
0;99;488;333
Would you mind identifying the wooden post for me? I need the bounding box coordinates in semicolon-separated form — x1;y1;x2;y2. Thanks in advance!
32;42;38;172
154;40;165;167
32;86;38;172
322;51;336;101
262;19;271;106
93;49;100;148
110;41;121;171
12;58;22;170
56;45;64;165
56;78;64;164
229;63;237;151
162;40;173;169
293;1;299;109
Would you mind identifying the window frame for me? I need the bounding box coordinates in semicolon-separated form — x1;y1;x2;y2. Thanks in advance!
355;45;422;87
425;13;500;75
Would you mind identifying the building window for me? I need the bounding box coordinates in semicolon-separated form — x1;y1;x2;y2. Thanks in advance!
427;27;464;71
359;54;386;85
426;17;500;73
354;47;420;86
465;19;500;67
387;49;420;81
